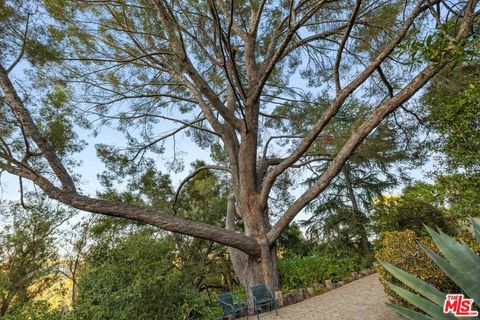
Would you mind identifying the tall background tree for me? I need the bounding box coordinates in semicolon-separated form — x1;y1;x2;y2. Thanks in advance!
0;197;71;317
418;56;480;218
0;0;478;304
283;101;425;260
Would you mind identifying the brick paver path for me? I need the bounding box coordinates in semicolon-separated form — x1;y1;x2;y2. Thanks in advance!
249;274;401;320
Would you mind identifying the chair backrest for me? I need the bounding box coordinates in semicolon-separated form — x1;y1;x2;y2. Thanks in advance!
250;284;272;300
218;292;234;311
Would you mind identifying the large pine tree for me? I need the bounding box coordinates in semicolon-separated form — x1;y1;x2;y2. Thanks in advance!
0;0;478;306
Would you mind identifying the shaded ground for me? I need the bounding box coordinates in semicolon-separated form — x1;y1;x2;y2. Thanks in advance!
246;274;401;320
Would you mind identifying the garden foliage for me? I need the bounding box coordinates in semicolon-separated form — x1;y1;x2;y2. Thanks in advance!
371;184;451;236
278;251;356;291
71;232;210;320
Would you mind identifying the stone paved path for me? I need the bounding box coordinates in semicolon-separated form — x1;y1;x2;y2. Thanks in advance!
245;274;401;320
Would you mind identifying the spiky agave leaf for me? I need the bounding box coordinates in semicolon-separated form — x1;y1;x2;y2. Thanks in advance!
378;259;446;306
419;243;480;309
472;218;480;244
386;303;434;320
387;283;455;319
379;219;480;318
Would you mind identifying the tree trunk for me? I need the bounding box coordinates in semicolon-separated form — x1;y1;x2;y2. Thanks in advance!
343;165;371;256
226;195;279;313
0;288;16;316
228;243;279;313
0;300;8;317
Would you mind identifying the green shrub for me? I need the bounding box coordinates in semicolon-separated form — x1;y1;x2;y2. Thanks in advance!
71;232;211;320
375;229;480;309
1;300;62;320
230;283;247;302
372;188;452;237
279;251;356;291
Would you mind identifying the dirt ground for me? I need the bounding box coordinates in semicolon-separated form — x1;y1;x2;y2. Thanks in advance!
243;274;401;320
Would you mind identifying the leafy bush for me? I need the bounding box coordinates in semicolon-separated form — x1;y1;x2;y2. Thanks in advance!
71;232;210;320
1;300;62;320
375;229;480;309
372;185;452;236
279;251;356;291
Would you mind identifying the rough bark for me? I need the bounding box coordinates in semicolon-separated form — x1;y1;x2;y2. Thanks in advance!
226;194;279;312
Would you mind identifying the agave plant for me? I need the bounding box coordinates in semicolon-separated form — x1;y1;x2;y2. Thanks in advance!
378;218;480;320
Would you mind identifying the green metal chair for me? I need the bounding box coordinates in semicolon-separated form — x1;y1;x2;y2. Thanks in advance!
217;292;248;320
249;284;278;319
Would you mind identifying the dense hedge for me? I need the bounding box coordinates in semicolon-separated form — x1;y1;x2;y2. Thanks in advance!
71;233;210;320
278;252;357;291
375;229;480;308
0;301;62;320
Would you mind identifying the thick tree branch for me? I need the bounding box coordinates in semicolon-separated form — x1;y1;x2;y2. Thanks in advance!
334;0;362;93
0;65;76;192
250;0;268;37
209;0;248;120
0;161;260;256
267;63;439;243
259;0;429;209
261;135;303;161
153;0;243;131
250;0;329;105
